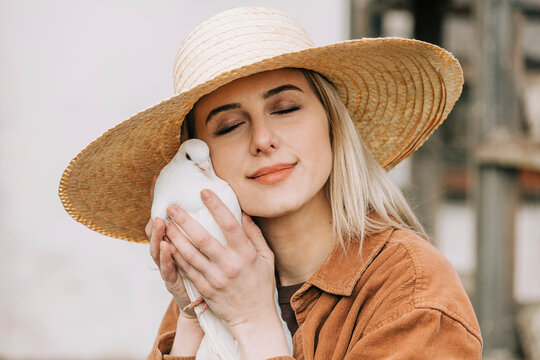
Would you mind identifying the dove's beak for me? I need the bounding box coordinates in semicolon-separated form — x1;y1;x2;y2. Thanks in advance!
197;160;213;177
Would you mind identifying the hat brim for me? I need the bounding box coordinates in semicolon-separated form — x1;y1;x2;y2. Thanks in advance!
59;38;463;243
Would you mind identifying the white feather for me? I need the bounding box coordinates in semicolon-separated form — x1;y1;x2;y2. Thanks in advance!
151;139;293;359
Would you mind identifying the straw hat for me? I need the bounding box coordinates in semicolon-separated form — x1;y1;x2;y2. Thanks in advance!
58;6;463;243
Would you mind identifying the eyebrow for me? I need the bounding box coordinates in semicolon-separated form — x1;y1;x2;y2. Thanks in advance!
206;103;241;124
262;84;303;99
205;84;303;124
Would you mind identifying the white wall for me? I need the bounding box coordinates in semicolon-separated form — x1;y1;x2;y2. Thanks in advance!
0;1;348;358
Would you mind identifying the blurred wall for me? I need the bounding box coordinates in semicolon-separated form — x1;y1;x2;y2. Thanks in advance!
0;1;348;358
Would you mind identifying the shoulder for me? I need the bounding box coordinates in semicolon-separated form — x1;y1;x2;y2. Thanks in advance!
361;229;482;343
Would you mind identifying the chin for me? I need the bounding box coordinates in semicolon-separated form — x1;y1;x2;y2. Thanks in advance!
239;188;320;218
245;203;302;218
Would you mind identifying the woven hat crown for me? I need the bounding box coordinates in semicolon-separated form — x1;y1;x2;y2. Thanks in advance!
173;7;314;94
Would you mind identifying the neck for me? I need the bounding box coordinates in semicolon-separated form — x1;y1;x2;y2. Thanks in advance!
254;188;334;286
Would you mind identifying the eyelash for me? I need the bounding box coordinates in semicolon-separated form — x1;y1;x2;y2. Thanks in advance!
215;106;302;136
216;122;242;135
273;105;301;115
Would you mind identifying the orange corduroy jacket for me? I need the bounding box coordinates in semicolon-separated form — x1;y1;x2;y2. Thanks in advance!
148;228;482;359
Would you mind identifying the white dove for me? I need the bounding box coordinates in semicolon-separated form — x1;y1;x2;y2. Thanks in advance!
151;138;293;359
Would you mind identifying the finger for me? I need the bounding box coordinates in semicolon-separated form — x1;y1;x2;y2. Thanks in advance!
241;213;271;254
167;233;212;296
150;217;166;266
159;240;178;284
166;204;226;261
145;218;153;239
150;174;158;201
165;217;214;275
200;189;249;250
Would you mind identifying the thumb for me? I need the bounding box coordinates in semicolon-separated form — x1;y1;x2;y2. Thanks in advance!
241;213;271;254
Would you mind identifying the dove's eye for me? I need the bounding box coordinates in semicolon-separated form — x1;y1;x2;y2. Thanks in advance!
186;153;192;161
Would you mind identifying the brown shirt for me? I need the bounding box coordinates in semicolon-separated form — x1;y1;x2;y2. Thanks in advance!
148;228;482;359
278;282;304;337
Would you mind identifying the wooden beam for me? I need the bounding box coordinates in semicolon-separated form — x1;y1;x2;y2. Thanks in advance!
476;134;540;172
474;0;523;356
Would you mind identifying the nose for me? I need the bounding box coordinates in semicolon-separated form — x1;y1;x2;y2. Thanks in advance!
249;118;279;155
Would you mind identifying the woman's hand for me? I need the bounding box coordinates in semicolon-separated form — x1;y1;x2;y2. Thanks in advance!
164;189;290;357
145;176;195;319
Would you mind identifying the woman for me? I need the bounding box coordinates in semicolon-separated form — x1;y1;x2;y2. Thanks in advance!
59;6;482;360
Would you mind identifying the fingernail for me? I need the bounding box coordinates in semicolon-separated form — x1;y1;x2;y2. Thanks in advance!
167;205;179;217
201;189;212;201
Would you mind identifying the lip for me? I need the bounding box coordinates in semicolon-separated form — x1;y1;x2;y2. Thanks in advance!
248;162;297;184
248;162;297;178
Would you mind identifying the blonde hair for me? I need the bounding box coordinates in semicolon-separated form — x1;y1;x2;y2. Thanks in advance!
300;69;427;250
181;68;427;252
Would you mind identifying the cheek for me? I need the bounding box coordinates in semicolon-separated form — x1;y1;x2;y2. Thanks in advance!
301;119;333;189
208;144;243;187
297;116;332;166
306;133;332;182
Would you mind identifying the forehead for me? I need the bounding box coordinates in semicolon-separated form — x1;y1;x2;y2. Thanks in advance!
195;68;309;109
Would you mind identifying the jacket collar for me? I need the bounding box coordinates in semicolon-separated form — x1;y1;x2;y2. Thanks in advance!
303;227;395;297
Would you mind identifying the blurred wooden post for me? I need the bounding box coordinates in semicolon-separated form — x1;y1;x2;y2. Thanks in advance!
350;0;383;38
410;0;449;240
473;0;522;356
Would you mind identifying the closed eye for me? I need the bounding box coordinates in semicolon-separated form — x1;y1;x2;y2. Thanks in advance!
216;122;243;136
272;106;301;115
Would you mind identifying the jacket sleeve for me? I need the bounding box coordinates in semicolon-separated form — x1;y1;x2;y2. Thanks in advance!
347;307;482;359
147;298;196;360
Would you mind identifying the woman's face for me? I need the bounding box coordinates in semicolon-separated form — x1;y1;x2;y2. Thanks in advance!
193;68;333;218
